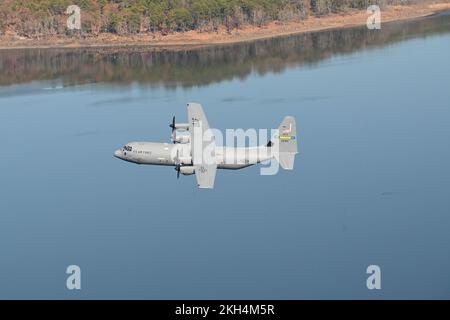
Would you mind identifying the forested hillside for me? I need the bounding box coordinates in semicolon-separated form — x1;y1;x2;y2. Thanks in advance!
0;0;412;37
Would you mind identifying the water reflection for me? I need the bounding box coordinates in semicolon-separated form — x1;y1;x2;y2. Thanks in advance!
1;12;450;88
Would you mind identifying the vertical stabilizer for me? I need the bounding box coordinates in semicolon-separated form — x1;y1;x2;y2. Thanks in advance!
273;116;298;170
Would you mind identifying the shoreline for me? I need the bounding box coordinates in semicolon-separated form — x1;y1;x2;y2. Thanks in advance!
1;2;450;51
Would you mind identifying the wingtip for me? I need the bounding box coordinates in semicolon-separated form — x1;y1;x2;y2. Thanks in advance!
197;183;215;189
187;102;202;108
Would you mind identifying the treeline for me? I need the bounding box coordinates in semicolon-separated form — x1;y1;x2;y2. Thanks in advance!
0;0;414;37
3;7;447;88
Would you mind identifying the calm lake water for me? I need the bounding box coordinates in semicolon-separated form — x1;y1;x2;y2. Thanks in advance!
1;12;450;299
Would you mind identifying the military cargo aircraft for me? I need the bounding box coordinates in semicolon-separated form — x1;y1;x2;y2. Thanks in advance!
114;103;297;189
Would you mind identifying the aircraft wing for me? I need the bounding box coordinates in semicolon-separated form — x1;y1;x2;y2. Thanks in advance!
194;164;217;189
188;102;211;132
187;102;217;189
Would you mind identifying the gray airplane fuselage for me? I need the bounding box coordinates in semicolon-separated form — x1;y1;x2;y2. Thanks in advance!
114;141;272;171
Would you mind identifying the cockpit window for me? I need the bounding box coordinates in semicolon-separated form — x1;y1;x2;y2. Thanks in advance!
123;145;132;152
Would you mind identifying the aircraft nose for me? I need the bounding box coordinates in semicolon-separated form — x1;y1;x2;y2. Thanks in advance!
114;149;122;158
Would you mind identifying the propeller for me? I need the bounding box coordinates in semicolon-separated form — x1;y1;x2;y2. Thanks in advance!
176;164;181;179
174;148;181;179
169;116;176;131
169;116;177;144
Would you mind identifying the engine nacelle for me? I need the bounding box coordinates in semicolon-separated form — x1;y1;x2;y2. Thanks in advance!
174;123;189;130
177;156;192;165
173;134;190;144
180;166;195;175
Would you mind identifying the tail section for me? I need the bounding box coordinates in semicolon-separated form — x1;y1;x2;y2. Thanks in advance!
271;116;298;170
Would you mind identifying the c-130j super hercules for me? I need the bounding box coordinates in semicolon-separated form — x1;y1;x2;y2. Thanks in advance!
114;103;298;189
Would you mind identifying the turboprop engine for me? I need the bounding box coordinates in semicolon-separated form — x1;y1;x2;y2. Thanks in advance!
172;133;190;144
169;116;190;144
174;148;193;178
179;166;195;175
